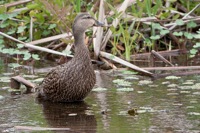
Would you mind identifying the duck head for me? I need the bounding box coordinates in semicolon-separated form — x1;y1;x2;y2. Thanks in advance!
72;13;104;34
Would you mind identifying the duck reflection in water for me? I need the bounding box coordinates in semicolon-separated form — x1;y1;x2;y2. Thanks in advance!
38;100;96;133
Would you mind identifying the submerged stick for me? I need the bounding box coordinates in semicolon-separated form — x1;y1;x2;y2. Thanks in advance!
100;51;153;77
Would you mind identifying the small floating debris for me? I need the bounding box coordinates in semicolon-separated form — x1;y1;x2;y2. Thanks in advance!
128;108;138;116
167;93;179;96
165;76;181;80
92;87;107;92
0;95;4;100
68;113;77;116
137;91;146;94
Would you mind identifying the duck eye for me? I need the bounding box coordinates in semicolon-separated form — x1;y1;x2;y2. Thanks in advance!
84;16;91;19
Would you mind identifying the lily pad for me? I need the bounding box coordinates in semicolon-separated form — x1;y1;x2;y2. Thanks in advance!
116;87;134;92
92;87;107;92
165;76;181;80
167;84;178;88
193;92;200;95
180;91;190;94
138;80;153;85
113;79;132;87
183;81;194;85
178;86;191;90
124;76;139;80
188;112;200;116
162;81;170;85
148;85;158;88
137;91;146;94
121;70;138;75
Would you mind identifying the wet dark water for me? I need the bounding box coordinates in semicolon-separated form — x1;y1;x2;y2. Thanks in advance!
0;59;200;133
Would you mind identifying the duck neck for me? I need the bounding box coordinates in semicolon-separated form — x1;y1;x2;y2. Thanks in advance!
73;31;90;61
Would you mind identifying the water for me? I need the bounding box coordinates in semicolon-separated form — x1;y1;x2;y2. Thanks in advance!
0;59;200;133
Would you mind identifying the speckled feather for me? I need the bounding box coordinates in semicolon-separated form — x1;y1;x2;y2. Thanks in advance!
37;13;98;102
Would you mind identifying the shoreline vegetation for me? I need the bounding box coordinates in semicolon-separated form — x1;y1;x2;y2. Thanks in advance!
0;0;200;77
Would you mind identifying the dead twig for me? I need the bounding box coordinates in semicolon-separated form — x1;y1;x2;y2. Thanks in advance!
100;51;153;77
151;50;174;66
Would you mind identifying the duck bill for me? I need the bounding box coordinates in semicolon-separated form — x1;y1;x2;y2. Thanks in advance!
94;20;104;27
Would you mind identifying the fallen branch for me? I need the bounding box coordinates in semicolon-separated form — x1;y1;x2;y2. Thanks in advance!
29;33;71;45
131;49;186;60
15;126;70;131
100;51;153;77
4;0;33;8
0;32;73;57
151;50;174;66
142;66;200;71
154;70;200;79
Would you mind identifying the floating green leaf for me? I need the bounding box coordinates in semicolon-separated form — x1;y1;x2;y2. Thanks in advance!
32;54;40;60
48;24;57;29
7;28;16;35
0;22;9;28
190;49;198;55
0;14;8;21
184;32;193;39
17;26;27;33
23;53;31;60
62;49;72;55
152;23;162;30
121;70;138;75
173;31;183;36
17;44;24;48
160;29;169;35
193;34;200;39
18;36;27;41
187;21;197;28
8;63;21;68
193;43;200;48
175;19;184;26
150;35;160;40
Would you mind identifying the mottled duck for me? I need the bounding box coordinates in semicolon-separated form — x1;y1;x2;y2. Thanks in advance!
37;13;104;102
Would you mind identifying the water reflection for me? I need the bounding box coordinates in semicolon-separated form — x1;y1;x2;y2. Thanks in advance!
37;101;96;133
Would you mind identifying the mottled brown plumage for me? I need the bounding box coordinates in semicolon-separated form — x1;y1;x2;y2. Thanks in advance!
37;13;104;102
